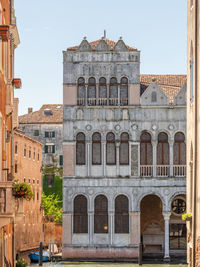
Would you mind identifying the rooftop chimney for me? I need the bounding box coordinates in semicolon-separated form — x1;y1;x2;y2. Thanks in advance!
28;107;33;114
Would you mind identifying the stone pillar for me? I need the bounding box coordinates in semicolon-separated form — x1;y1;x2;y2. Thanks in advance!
130;142;140;177
102;141;106;177
116;142;120;176
163;212;171;260
130;211;140;245
152;141;157;177
169;140;174;177
87;142;91;177
109;211;114;245
88;211;94;245
62;213;72;246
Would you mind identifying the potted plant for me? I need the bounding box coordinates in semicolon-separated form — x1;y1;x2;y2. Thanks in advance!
182;213;192;221
13;180;33;200
16;258;28;267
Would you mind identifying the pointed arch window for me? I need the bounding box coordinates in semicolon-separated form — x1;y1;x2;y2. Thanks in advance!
94;195;108;233
99;77;107;105
77;77;86;105
140;132;152;176
120;77;128;105
76;133;86;165
73;195;88;233
157;132;169;176
119;132;129;165
115;195;129;233
92;132;101;165
106;132;116;165
109;77;118;105
88;77;96;105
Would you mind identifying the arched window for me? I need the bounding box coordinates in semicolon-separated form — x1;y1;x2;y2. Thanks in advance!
106;132;116;165
73;195;88;233
109;77;118;105
174;132;186;165
88;77;96;105
76;133;86;165
140;132;152;176
77;77;86;105
157;132;169;164
120;77;128;105
92;132;101;165
99;77;107;105
151;91;157;103
157;132;169;176
94;195;108;233
120;132;129;165
115;195;129;233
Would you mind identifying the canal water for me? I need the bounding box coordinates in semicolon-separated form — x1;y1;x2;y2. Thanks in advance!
29;263;188;267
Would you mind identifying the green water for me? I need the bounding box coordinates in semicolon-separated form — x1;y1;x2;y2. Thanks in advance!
30;263;188;267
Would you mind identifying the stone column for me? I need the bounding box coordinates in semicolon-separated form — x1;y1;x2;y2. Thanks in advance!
88;211;94;245
63;212;72;246
116;142;120;176
130;211;140;246
87;141;91;177
163;212;171;260
169;140;174;177
109;211;114;245
152;140;157;177
130;142;140;177
102;141;106;177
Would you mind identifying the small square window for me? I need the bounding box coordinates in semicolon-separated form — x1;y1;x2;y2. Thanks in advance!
33;179;35;184
15;144;18;154
24;148;26;157
29;150;31;159
28;179;31;184
15;163;17;173
34;130;39;136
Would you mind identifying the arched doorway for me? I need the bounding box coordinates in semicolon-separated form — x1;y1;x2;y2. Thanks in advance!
140;194;164;255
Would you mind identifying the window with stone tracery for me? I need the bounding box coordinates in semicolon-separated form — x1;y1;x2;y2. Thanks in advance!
115;195;129;233
140;132;152;165
92;132;101;165
76;132;86;165
119;132;129;165
173;132;186;165
94;195;108;233
106;132;116;165
88;77;96;105
77;77;86;105
157;132;169;165
109;77;118;105
120;77;128;105
73;195;88;233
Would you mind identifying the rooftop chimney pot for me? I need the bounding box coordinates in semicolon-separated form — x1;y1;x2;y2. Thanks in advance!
28;107;33;114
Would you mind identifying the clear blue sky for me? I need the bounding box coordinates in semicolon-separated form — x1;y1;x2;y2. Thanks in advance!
14;0;187;115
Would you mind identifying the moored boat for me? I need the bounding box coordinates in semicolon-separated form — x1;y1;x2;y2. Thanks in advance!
28;251;49;263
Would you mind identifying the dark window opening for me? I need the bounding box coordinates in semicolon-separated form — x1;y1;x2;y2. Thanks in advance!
34;130;39;136
171;199;186;215
74;195;88;233
106;132;116;165
119;132;129;165
170;224;186;249
115;195;129;233
92;132;101;165
120;77;128;105
76;133;86;165
94;195;108;233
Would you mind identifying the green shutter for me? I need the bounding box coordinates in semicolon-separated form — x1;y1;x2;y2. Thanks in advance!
52;145;55;153
52;132;55;138
44;145;48;153
59;155;63;166
45;132;48;138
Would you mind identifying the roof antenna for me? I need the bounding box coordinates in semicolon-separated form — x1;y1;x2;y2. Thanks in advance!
104;30;106;39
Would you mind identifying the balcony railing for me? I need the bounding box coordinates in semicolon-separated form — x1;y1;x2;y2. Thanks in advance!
140;165;153;177
0;182;13;215
87;98;96;106
156;165;170;177
109;98;118;106
120;98;128;106
77;98;85;106
173;165;186;177
98;98;107;106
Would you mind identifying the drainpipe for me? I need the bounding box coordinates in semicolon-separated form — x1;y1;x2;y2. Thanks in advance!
193;0;198;266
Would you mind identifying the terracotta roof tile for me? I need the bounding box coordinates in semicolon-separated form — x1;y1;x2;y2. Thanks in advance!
19;104;63;124
140;74;187;103
67;38;137;51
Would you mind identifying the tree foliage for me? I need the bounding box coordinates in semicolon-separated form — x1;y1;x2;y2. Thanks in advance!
42;193;62;222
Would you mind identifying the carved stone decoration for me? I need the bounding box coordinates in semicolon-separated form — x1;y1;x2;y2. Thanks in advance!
88;189;94;195
132;188;138;195
96;39;109;51
122;109;129;120
168;124;174;130
131;124;138;131
131;145;139;176
164;189;170;196
114;39;129;52
101;125;107;131
78;38;92;52
85;124;92;131
115;124;121;131
152;125;157;131
77;109;83;120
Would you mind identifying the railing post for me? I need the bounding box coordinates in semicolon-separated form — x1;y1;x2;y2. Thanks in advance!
169;140;174;177
152;141;157;177
39;242;43;266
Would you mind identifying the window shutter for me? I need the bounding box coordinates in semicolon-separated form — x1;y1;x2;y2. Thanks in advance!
44;175;47;185
45;132;48;138
59;155;63;166
44;145;48;153
52;145;55;153
52;132;55;138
